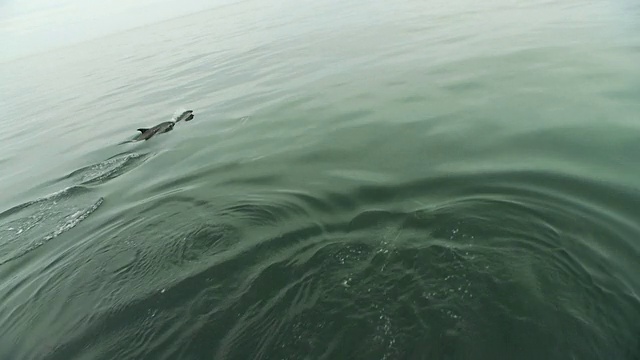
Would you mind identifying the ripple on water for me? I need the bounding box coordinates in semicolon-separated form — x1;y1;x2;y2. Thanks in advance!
209;190;639;360
60;151;150;186
92;197;241;292
42;173;640;360
0;151;151;267
0;186;103;266
37;196;245;360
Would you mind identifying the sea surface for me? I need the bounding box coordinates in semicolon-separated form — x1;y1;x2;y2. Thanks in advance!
1;0;640;359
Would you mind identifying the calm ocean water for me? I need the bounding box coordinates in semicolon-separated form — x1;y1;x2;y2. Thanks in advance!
1;0;640;359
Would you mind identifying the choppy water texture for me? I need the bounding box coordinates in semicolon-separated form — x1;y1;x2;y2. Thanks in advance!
1;0;640;359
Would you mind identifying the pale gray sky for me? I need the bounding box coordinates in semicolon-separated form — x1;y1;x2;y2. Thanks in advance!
0;0;229;62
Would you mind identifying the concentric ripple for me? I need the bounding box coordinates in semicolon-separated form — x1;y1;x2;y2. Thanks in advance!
41;171;640;360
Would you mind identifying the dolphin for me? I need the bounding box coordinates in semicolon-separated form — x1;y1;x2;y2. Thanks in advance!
121;110;194;143
132;121;175;141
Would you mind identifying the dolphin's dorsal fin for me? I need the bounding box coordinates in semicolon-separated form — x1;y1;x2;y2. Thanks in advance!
137;128;150;133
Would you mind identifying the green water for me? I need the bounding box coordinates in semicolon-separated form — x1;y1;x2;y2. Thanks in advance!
1;0;640;359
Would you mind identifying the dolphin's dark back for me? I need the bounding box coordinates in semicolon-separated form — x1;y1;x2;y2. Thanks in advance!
133;121;174;141
122;109;194;144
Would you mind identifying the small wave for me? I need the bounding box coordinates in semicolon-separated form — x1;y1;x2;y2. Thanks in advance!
205;191;640;359
41;173;640;360
0;151;140;267
43;198;103;242
62;152;149;186
0;186;104;266
60;196;242;306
